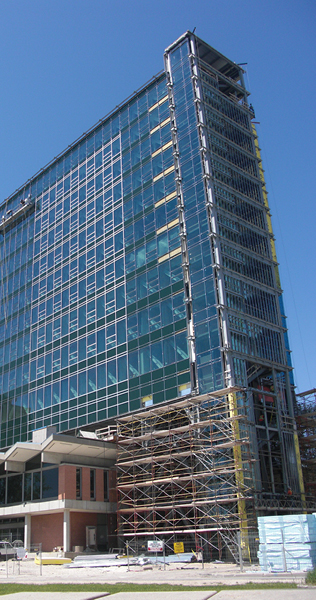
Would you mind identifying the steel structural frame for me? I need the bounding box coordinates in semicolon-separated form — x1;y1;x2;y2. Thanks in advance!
295;389;316;506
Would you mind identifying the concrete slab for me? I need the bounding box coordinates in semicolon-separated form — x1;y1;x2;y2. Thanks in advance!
1;593;109;600
215;590;316;600
109;593;217;599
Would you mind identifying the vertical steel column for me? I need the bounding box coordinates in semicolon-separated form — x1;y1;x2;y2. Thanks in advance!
187;34;234;389
228;391;250;559
164;48;198;394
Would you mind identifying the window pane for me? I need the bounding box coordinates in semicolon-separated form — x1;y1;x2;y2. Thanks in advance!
42;468;58;499
7;474;22;504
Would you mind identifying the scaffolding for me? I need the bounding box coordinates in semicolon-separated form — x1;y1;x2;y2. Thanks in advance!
295;388;316;505
116;388;256;560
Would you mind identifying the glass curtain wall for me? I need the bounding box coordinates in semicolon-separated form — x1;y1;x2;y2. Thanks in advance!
0;75;190;446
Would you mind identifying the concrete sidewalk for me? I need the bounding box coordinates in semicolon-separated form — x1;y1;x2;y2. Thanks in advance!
108;592;316;600
212;591;315;600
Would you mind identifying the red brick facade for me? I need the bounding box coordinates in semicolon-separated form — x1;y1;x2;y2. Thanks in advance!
29;465;117;551
58;465;76;500
31;513;63;552
81;466;90;501
58;465;115;501
70;512;98;549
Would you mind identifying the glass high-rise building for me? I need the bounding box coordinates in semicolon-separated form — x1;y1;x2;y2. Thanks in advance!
0;31;304;508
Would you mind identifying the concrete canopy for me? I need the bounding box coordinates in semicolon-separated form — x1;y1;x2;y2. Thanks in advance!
0;433;116;472
41;433;116;467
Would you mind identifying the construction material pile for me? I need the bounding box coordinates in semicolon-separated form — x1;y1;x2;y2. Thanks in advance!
66;552;194;568
257;513;316;571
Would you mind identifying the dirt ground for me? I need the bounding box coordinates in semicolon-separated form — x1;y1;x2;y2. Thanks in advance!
0;558;307;587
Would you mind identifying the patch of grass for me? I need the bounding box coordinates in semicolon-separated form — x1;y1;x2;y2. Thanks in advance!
306;567;316;585
0;582;298;595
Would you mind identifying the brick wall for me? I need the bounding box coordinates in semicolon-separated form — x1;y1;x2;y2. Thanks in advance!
70;512;98;549
58;465;76;500
31;510;117;552
58;465;113;502
31;513;63;552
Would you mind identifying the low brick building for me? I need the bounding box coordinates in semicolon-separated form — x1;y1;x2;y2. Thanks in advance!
0;427;117;552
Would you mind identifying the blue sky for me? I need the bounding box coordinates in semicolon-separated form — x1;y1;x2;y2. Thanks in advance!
0;0;315;394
